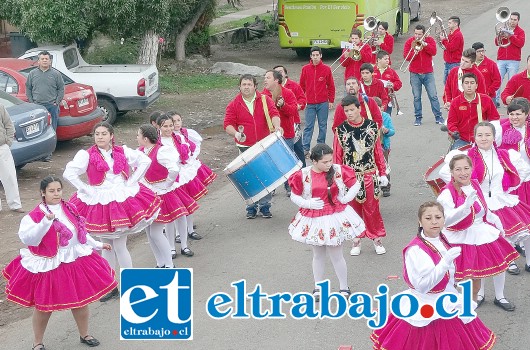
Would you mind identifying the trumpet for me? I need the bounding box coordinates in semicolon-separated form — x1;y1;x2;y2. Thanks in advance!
399;12;438;72
432;12;448;50
388;87;403;116
495;7;512;48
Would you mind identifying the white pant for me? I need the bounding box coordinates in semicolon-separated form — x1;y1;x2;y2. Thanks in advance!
0;144;21;210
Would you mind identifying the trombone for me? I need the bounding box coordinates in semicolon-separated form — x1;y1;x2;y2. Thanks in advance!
399;12;438;73
495;7;512;48
433;12;448;50
388;87;403;115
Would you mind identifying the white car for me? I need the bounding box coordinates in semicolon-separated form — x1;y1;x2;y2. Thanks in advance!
19;44;160;124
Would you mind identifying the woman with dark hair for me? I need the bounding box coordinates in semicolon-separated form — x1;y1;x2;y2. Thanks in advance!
136;124;198;267
288;143;365;299
2;176;117;349
63;121;161;301
371;202;495;350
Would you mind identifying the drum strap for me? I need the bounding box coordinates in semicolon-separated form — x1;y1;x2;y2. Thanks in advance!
477;93;483;123
261;95;274;133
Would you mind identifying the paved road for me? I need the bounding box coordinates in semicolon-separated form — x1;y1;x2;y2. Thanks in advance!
2;0;530;349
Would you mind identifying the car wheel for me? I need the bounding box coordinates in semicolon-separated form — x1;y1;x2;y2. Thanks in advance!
98;99;117;124
413;4;421;22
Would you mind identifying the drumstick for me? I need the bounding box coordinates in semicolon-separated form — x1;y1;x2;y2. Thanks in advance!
510;86;522;99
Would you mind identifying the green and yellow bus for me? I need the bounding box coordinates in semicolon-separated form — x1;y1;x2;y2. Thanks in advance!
277;0;414;56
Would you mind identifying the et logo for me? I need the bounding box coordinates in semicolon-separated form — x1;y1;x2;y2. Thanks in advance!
120;268;193;340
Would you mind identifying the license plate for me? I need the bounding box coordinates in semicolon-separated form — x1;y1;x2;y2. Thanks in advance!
78;98;89;107
26;123;40;135
312;39;330;45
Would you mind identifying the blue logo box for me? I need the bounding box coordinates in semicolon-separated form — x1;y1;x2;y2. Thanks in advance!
120;268;193;340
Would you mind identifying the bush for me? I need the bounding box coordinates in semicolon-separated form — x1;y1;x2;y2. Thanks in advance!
84;40;140;65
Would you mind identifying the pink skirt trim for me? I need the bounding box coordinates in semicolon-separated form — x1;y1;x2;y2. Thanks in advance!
3;252;117;312
180;178;208;201
156;188;199;223
453;237;519;279
511;181;530;206
196;162;217;186
71;184;162;233
492;201;530;237
371;314;495;350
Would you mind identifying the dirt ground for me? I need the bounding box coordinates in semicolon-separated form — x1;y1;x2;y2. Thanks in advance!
0;0;506;328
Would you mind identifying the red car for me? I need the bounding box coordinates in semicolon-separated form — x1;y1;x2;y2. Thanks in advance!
0;58;103;141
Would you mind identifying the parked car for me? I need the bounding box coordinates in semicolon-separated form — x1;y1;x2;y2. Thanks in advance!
0;90;56;168
19;44;160;124
410;0;421;21
0;58;103;141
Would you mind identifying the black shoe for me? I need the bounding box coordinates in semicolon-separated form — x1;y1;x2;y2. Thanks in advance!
515;243;526;257
80;335;100;347
99;288;119;302
382;189;390;197
175;235;181;244
246;210;257;219
339;288;352;298
507;262;520;275
493;297;515;311
476;295;485;308
181;247;194;257
525;264;530;273
32;344;45;350
188;231;202;240
312;288;320;302
171;250;177;259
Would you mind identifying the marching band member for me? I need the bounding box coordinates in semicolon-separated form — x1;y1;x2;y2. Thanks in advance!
446;73;500;150
360;63;390;111
437;153;518;306
501;55;530;105
63;122;161;301
3;176;117;349
288;143;365;299
403;24;444;126
332;76;382;131
495;11;525;106
443;48;487;109
224;74;281;218
340;28;372;82
472;42;502;105
371;202;496;350
373;50;402;116
441;16;465;84
333;95;388;255
370;21;394;65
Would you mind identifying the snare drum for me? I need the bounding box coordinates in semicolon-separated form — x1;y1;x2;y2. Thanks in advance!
424;157;447;196
224;132;302;204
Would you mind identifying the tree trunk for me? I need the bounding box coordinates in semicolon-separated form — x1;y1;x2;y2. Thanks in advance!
174;1;209;61
137;30;158;65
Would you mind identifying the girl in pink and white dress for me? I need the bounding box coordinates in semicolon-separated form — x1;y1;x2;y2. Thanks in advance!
288;143;365;298
169;111;217;241
2;176;117;349
136;124;199;267
63;122;161;300
371;202;495;350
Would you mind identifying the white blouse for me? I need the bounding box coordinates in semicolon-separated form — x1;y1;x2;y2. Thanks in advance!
160;136;202;186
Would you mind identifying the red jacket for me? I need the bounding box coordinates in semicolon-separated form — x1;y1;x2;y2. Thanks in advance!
299;60;336;104
371;33;394;64
501;70;530;104
447;93;500;142
261;86;297;139
495;25;525;61
373;66;402;92
361;78;389;110
475;56;502;98
442;28;464;64
332;95;382;130
224;91;280;147
443;65;486;103
403;36;437;74
340;44;372;81
283;78;306;113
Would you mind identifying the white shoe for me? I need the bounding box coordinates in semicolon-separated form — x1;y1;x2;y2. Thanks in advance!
374;241;386;255
350;244;361;256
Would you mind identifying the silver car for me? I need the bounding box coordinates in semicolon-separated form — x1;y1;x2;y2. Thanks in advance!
0;90;57;168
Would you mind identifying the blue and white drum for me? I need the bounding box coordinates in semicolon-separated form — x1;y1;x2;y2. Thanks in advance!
224;132;302;204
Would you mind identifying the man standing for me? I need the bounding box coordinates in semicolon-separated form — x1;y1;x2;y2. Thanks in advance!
472;42;502;103
403;24;443;126
370;21;394;64
495;11;525;106
0;104;24;213
373;50;402;116
340;29;372;82
360;63;390;112
224;74;281;219
440;16;465;84
299;46;335;156
501;55;530;105
447;73;500;150
333;95;388;256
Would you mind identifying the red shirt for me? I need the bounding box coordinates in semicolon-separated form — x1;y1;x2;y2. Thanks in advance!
261;86;297;139
332;95;382;130
299;60;336;104
442;28;464;64
361;78;389;110
340;44;372;81
223;91;280;147
371;33;394;64
373;66;403;92
283;78;306;112
495;25;526;61
403;36;437;74
443;65;486;103
447;93;500;142
475;56;502;98
501;70;530;104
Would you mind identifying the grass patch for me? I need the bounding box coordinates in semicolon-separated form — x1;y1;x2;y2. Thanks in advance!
210;13;273;35
216;4;240;17
159;72;239;94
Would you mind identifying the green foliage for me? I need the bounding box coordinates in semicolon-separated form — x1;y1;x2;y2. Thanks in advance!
184;29;210;56
84;41;140;65
159;71;238;94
